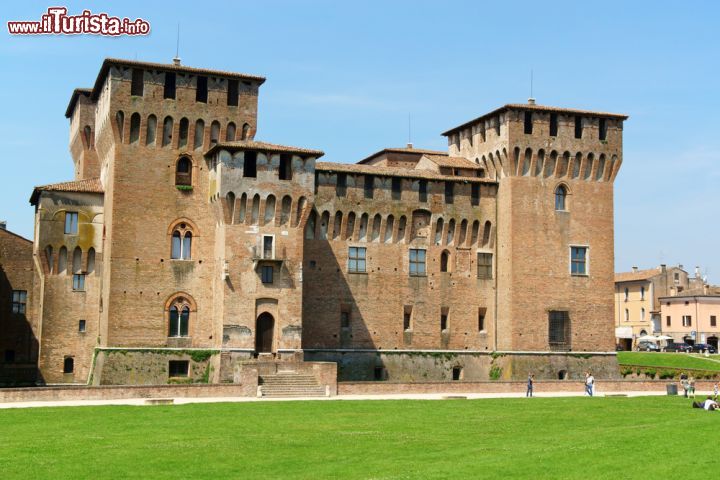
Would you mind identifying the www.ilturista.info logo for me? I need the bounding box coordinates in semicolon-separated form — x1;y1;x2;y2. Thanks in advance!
7;7;150;36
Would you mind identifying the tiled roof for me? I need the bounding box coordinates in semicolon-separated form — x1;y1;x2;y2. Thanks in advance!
614;268;662;283
315;162;496;184
30;178;103;205
206;140;324;157
0;227;32;244
424;154;482;170
358;147;448;164
442;103;629;136
64;88;93;118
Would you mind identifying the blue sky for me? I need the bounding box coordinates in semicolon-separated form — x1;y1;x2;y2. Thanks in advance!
2;1;719;278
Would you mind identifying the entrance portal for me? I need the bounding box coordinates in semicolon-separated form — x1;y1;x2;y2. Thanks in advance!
255;313;275;353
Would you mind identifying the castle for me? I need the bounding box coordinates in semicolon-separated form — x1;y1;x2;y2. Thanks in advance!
1;58;627;388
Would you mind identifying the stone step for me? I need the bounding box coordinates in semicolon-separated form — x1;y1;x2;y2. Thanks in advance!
260;386;327;397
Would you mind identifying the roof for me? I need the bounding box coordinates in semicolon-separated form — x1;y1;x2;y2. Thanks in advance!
0;227;32;244
358;147;448;165
442;103;629;136
206;140;324;157
615;268;662;283
315;162;496;184
423;154;482;170
30;178;104;205
64;88;92;118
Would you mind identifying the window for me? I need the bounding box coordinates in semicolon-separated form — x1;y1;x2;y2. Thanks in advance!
131;68;144;96
363;175;374;199
452;366;462;381
169;360;189;377
418;180;428;203
599;118;607;140
193;119;205;149
641;308;645;321
440;251;450;272
625;309;629;322
241;123;250;140
409;249;426;276
549;113;558;136
336;173;347;197
262;235;274;259
348;247;367;273
65;212;79;234
548;311;570;348
440;307;449;331
471;184;480;206
555;185;567;211
374;366;384;381
171;223;193;260
78;319;86;332
524;111;533;134
162;116;173;147
11;290;27;314
624;287;629;301
72;274;85;291
640;286;645;300
478;307;487;332
163;72;176;99
244;152;257;178
712;316;717;327
570;247;588;276
682;315;692;327
261;265;274;284
403;305;412;331
574;116;582;139
227;79;239;106
340;308;350;329
4;350;15;363
178;118;189;148
445;182;454;204
146;114;157;146
169;304;190;337
279;154;292;180
477;253;493;279
175;156;192;186
196;76;208;103
666;316;671;327
63;357;74;374
392;178;402;200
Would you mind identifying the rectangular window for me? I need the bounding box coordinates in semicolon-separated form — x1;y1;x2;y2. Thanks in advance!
666;316;671;327
261;265;274;284
78;319;86;332
403;305;412;331
445;182;454;204
168;360;189;377
548;310;570;348
392;178;402;200
599;118;607;141
11;290;27;314
163;72;176;99
279;154;292;180
471;184;480;206
712;315;717;327
348;247;367;273
549;113;558;136
477;253;493;279
65;212;79;234
244;152;257;178
682;315;692;327
131;69;144;96
574;116;582;139
4;350;15;363
478;307;487;332
440;307;449;331
418;180;428;203
336;173;347;197
374;366;384;381
340;308;350;329
227;79;239;106
364;175;374;199
263;235;274;259
409;249;426;277
524;111;533;134
196;76;208;103
72;274;86;291
570;246;588;276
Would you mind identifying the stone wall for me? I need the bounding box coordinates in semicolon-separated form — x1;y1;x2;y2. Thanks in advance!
93;349;218;385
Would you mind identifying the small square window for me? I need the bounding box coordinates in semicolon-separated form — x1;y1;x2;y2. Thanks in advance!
348;247;366;273
570;247;588;276
169;360;189;377
261;265;274;284
11;290;27;314
72;274;86;291
65;212;79;234
78;320;86;333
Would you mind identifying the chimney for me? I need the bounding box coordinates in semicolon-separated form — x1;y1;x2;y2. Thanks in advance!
695;266;701;278
528;98;536;105
632;266;638;273
406;143;413;149
0;221;6;230
172;57;181;66
660;264;667;273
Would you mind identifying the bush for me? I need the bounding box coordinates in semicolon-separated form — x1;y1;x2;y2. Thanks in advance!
643;369;657;379
489;365;502;381
620;366;634;377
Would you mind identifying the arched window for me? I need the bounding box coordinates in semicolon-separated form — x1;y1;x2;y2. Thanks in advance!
440;250;450;272
58;246;68;274
396;215;406;243
210;121;220;144
447;219;456;245
482;221;492;247
305;210;317;240
87;248;96;274
358;213;369;241
193;119;205;149
280;196;292;226
116;111;124;141
470;220;480;246
293;197;306;228
384;215;394;243
84;126;94;149
434;218;444;245
129;113;141;144
162;116;173;147
238;193;247;224
178;118;189;148
625;309;629;322
345;212;356;241
241;123;251;140
72;247;82;273
170;222;193;260
264;195;276;225
371;214;382;242
555;185;567;211
458;219;468;246
226;122;236;141
624;287;629;301
251;194;260;225
226;192;236;224
641;286;645;300
319;211;330;239
167;296;193;337
146;115;157;146
45;245;54;273
175;156;192;186
333;211;343;239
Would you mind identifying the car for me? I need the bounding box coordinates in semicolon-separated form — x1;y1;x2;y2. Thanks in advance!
665;342;693;353
636;341;660;352
690;343;717;354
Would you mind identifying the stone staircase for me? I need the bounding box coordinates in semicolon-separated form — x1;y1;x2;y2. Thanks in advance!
258;372;327;398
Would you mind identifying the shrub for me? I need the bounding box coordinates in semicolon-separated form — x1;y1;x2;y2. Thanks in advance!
489;365;502;381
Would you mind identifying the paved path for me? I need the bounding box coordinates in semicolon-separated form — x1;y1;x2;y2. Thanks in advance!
0;389;690;409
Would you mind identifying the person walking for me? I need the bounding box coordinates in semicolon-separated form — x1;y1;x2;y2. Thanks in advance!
680;372;689;398
689;376;696;399
585;372;595;396
526;373;534;397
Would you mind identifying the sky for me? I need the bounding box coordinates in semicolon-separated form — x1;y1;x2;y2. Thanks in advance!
1;1;719;278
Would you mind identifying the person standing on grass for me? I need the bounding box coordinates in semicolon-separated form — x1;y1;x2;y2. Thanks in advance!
526;373;534;397
680;372;689;398
689;377;696;399
713;383;718;401
585;372;595;396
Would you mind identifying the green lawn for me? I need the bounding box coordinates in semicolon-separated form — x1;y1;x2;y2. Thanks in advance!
617;351;720;371
1;397;718;479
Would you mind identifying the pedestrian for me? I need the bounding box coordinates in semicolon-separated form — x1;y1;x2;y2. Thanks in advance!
585;372;595;396
680;372;689;398
689;377;696;399
713;383;718;401
526;373;534;397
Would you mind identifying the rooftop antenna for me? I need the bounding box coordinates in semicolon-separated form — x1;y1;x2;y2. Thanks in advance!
173;23;181;66
528;69;535;105
407;113;413;148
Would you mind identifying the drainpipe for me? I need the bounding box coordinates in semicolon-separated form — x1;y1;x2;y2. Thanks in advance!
493;183;499;352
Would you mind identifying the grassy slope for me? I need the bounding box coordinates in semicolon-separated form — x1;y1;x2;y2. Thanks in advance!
1;397;718;479
617;352;720;371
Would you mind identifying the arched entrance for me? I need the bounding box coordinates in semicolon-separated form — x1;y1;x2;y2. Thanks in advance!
255;313;275;353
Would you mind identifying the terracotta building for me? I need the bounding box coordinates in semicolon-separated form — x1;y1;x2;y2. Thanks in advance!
19;58;627;387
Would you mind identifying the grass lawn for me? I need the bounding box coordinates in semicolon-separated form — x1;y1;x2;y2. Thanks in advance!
617;351;720;371
1;397;718;479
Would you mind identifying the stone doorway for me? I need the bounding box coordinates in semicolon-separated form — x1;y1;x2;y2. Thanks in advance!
256;312;275;353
